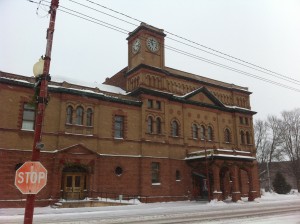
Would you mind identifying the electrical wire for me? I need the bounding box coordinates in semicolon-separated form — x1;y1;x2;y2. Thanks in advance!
78;0;300;85
27;0;300;93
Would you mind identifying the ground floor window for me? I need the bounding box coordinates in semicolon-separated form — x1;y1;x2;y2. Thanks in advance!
151;162;160;184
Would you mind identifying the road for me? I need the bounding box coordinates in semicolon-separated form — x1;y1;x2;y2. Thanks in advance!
1;197;300;223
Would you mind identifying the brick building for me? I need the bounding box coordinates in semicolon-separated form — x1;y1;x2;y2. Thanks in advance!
0;23;260;208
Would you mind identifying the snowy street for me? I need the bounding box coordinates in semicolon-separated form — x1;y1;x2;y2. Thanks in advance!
1;192;300;223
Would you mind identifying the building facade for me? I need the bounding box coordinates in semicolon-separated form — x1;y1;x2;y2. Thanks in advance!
0;23;260;208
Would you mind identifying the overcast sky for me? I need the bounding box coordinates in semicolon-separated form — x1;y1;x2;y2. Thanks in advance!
1;0;300;120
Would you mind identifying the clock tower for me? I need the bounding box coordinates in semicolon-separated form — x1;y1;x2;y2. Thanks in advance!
127;23;166;70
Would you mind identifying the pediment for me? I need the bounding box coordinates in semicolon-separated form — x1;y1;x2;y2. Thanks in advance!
182;87;224;107
56;144;98;156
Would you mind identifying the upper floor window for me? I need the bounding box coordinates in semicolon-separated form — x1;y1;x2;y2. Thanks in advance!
207;126;213;141
114;115;124;138
225;128;231;143
86;108;93;126
147;116;153;134
151;162;160;184
192;124;198;139
22;103;35;130
241;130;245;144
156;101;161;110
245;118;249;125
246;131;251;144
147;99;153;109
239;117;244;124
156;117;162;134
200;125;205;140
66;106;73;124
75;106;84;125
171;120;179;137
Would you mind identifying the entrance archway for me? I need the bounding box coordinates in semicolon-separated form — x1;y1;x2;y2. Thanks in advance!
220;167;232;200
61;165;88;200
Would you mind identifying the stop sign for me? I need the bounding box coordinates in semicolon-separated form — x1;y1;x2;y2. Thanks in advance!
15;161;47;194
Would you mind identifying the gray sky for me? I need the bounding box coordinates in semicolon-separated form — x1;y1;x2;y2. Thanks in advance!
1;0;300;120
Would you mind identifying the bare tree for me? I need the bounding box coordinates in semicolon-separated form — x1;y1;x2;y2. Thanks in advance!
254;119;269;164
266;115;284;162
281;109;300;191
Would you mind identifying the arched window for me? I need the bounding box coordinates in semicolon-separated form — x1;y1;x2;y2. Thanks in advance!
225;128;231;143
200;125;205;140
171;120;179;137
207;126;213;141
147;116;153;133
192;124;198;139
241;131;245;144
75;106;84;125
246;131;251;144
86;108;93;126
66;106;73;124
156;117;162;134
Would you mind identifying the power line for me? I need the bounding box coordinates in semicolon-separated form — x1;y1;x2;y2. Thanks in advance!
78;0;300;85
27;0;300;93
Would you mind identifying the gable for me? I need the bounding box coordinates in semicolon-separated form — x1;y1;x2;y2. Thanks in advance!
56;144;98;156
181;87;225;108
188;92;215;105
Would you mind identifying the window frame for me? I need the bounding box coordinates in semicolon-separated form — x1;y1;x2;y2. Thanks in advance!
147;116;153;134
21;103;36;130
151;162;160;184
156;117;162;134
171;120;179;137
200;125;206;140
225;128;231;143
114;115;124;139
75;106;84;125
207;126;213;141
192;124;198;139
86;108;93;127
66;105;73;124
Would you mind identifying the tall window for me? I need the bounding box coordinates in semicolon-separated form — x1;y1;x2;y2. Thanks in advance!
147;116;153;133
200;125;205;140
114;115;124;138
86;108;93;126
225;128;231;143
176;170;181;181
151;162;160;184
156;117;162;134
241;131;245;144
22;103;35;130
207;126;213;141
246;131;251;144
192;124;198;139
171;120;179;137
156;101;161;110
75;106;84;125
66;106;73;124
147;99;153;109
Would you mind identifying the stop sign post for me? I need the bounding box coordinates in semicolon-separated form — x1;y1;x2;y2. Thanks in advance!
15;161;47;194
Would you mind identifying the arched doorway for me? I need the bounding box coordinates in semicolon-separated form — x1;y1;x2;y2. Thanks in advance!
192;172;209;200
220;167;232;200
61;165;88;200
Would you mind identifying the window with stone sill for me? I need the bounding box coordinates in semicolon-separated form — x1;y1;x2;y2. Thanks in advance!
114;115;124;139
21;103;35;130
192;124;198;139
171;120;179;137
151;162;160;184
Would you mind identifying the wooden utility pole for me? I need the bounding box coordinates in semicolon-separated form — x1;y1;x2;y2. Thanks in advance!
24;0;59;223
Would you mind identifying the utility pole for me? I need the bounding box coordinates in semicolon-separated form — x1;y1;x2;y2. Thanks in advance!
24;0;59;223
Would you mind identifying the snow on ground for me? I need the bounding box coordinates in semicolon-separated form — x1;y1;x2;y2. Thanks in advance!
0;190;299;223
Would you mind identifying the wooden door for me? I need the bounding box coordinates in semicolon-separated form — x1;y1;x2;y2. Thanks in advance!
63;173;86;200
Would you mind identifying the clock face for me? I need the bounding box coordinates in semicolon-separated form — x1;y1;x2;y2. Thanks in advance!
146;37;159;52
132;38;141;54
